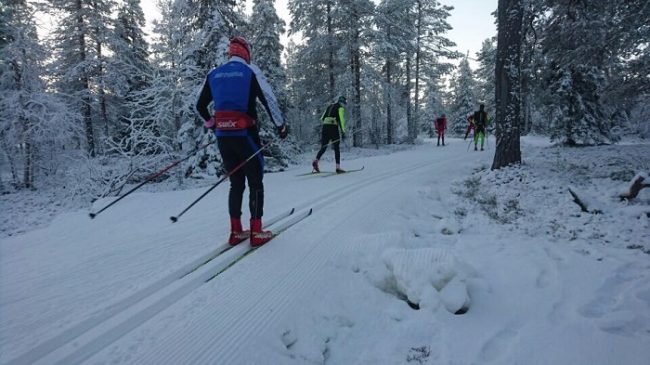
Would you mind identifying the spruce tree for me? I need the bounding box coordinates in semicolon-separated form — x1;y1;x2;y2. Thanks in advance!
448;56;476;135
248;0;296;171
110;0;152;129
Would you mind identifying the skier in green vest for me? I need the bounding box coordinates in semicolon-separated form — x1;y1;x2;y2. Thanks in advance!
471;104;489;151
312;96;348;173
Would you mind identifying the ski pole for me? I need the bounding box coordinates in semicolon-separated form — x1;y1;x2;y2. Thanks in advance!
321;125;370;149
89;140;217;219
170;140;273;223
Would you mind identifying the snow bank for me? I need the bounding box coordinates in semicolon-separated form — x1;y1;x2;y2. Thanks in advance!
382;247;472;314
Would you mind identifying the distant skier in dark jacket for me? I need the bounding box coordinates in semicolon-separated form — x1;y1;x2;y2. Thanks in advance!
434;114;447;146
312;96;348;174
471;104;489;151
196;36;288;247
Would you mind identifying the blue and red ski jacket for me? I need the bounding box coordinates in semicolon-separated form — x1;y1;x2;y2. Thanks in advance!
196;57;284;136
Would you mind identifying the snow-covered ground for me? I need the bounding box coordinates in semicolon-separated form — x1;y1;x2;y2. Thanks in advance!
1;137;649;365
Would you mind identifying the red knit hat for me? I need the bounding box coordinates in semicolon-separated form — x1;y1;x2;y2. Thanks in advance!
228;36;251;63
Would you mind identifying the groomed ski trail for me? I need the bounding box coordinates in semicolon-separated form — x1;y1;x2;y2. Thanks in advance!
84;145;479;365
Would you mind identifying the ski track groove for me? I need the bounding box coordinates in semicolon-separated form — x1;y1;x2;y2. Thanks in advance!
2;226;219;364
12;152;468;365
5;213;280;365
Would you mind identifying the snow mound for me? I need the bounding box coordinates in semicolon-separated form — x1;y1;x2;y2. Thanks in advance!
382;247;471;314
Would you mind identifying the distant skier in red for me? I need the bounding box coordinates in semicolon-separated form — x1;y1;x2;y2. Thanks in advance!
434;114;447;146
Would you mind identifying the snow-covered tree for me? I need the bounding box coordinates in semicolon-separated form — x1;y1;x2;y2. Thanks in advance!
1;0;80;189
335;0;375;147
410;0;457;141
47;0;117;157
421;80;446;137
288;0;343;104
448;56;476;135
248;0;286;103
540;0;650;145
109;0;153;140
133;0;205;181
246;0;299;171
189;0;245;72
475;38;496;115
373;0;414;144
287;0;347;147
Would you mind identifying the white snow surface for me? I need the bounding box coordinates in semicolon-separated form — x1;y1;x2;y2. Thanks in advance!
1;137;649;365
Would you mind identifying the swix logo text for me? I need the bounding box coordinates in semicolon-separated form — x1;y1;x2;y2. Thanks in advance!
217;120;238;128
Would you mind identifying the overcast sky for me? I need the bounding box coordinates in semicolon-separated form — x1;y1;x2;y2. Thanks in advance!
141;0;497;67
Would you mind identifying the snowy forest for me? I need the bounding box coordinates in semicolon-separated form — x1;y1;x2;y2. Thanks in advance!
1;0;649;200
2;1;650;364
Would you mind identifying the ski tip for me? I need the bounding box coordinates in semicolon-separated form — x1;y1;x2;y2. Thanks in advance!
290;207;296;214
307;208;313;215
170;216;178;223
89;213;96;219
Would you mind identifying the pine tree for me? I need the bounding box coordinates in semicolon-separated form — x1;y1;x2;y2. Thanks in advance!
373;0;413;144
492;0;523;169
335;0;375;147
410;0;457;142
287;0;346;145
288;0;343;101
48;0;117;157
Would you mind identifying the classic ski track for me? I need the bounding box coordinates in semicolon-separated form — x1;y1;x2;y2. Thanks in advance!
7;209;295;365
122;154;469;365
13;154;455;365
123;159;438;364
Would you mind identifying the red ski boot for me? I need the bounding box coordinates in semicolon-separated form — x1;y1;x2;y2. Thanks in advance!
250;218;273;247
228;218;250;246
312;159;320;173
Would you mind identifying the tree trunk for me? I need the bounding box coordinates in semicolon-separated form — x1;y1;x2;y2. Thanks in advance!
326;1;335;99
406;57;413;143
77;0;94;157
96;36;109;151
352;27;362;147
492;0;523;169
386;59;393;145
414;0;423;143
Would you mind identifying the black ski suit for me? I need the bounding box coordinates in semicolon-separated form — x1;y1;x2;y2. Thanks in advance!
316;102;347;164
